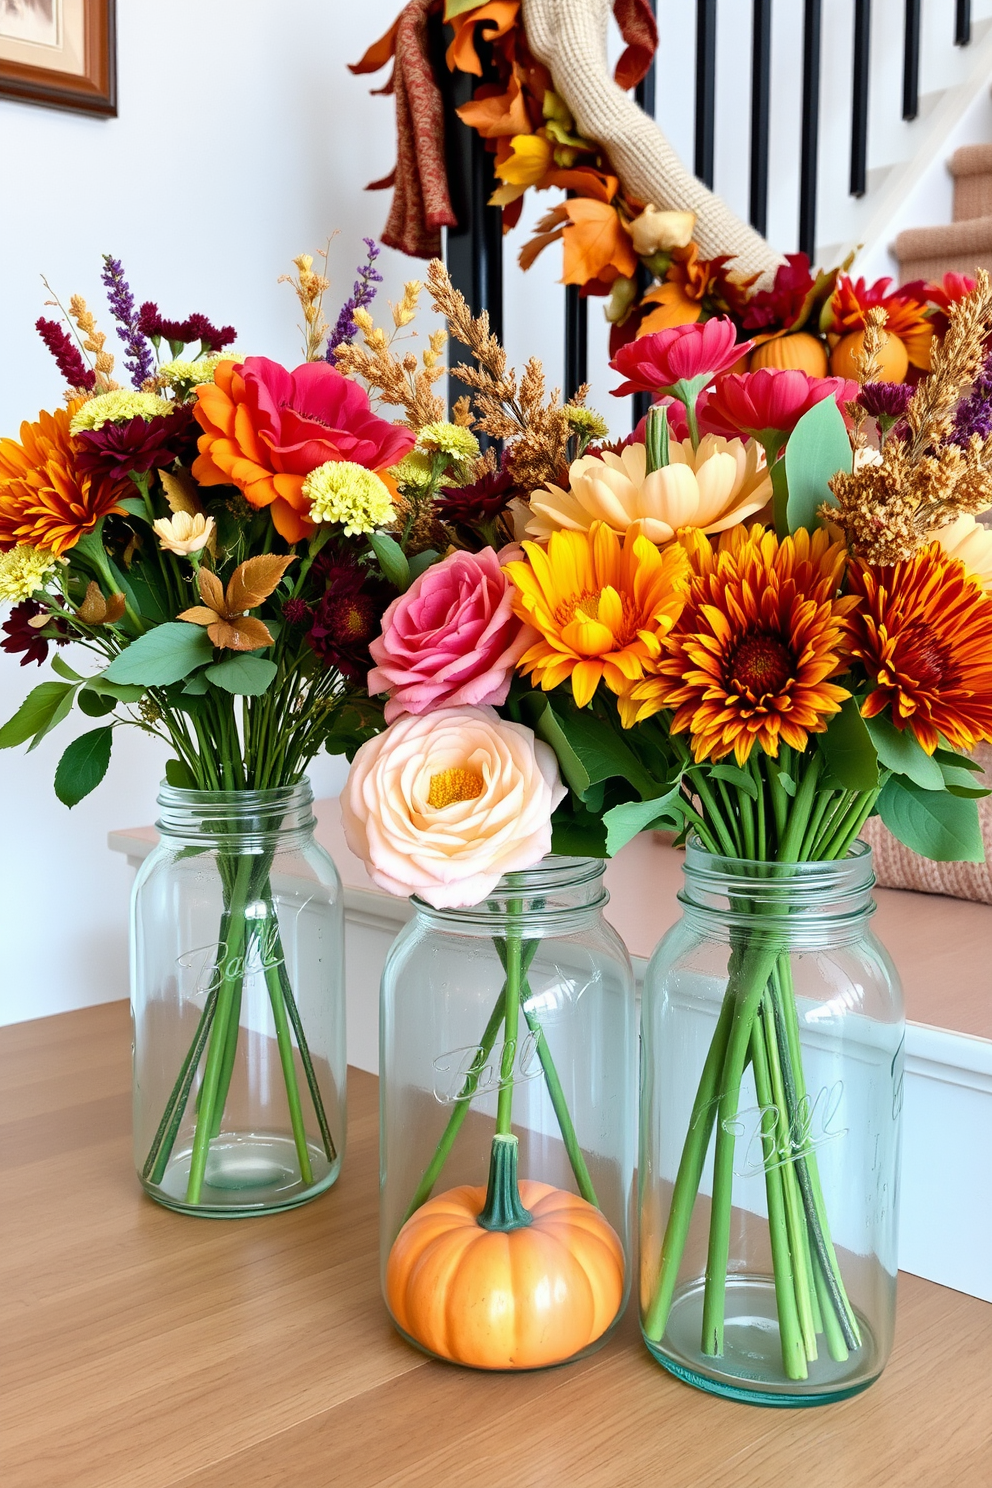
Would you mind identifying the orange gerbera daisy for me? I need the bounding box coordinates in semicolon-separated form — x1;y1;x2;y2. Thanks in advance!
0;407;124;557
627;527;855;761
504;522;690;709
847;545;992;754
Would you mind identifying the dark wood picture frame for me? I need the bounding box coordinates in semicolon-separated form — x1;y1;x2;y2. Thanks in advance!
0;0;116;117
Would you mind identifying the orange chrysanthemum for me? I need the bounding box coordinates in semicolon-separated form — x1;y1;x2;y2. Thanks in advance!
0;407;124;557
829;276;934;370
504;523;690;709
627;526;855;762
847;545;992;754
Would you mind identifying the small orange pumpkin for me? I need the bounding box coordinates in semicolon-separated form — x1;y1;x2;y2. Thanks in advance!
830;328;908;383
386;1134;625;1369
750;331;828;377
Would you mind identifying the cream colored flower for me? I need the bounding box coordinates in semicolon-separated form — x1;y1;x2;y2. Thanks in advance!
934;513;992;592
0;543;59;603
303;461;394;536
341;705;566;909
69;390;172;434
526;436;771;545
153;511;216;557
629;205;696;257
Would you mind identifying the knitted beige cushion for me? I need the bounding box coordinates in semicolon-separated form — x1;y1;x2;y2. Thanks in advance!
521;0;784;286
861;744;992;903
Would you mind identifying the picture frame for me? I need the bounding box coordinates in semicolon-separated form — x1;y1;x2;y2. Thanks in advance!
0;0;116;117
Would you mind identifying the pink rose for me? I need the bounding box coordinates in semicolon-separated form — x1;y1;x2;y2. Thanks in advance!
368;546;534;723
341;706;567;908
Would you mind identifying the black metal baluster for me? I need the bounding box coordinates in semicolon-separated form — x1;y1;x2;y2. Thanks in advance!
632;3;658;429
955;0;971;46
695;0;718;188
434;18;503;420
564;286;589;402
850;0;871;197
799;0;822;260
749;0;772;234
903;0;921;120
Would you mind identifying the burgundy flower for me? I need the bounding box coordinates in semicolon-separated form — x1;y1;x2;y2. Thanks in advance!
35;318;96;391
73;407;196;481
282;597;313;626
307;561;392;683
137;302;237;352
858;381;913;421
437;465;515;525
738;254;816;332
1;600;68;667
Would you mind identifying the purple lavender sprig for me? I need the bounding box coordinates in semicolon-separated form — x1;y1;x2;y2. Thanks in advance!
101;255;155;390
952;348;992;447
35;317;96;390
326;238;383;358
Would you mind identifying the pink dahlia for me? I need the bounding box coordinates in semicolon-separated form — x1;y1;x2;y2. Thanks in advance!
701;368;858;457
610;318;751;397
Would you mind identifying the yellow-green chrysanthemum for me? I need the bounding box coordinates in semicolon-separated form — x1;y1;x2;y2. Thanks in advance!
303;461;394;536
416;421;479;464
69;390;172;434
390;450;434;495
157;354;238;391
564;406;610;441
0;543;60;603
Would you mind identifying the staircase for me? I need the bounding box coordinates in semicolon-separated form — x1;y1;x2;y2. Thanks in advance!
896;141;992;282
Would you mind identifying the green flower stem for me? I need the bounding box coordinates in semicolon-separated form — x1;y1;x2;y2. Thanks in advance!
750;1007;808;1380
143;987;217;1184
402;986;509;1223
759;996;818;1361
186;854;254;1203
518;973;599;1207
701;941;781;1356
817;788;880;862
209;977;243;1138
263;955;314;1186
495;899;524;1138
766;747;791;846
776;752;822;863
275;954;337;1162
691;772;740;859
798;789;838;861
642;979;737;1343
813;1247;850;1362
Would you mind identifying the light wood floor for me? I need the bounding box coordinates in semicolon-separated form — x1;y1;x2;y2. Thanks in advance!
2;1000;989;1488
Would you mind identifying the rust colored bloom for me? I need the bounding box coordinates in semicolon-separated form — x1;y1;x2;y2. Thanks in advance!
179;554;294;651
828;276;934;370
636;245;735;337
628;527;854;762
847;544;992;754
505;522;690;709
0;408;124;557
192;357;414;544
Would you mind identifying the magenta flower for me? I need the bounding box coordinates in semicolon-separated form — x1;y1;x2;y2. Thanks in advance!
368;547;534;723
610;319;751;397
702;368;858;457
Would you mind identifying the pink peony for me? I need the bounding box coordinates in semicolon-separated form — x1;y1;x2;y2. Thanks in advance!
341;706;566;908
701;368;858;456
368;547;534;723
610;319;751;397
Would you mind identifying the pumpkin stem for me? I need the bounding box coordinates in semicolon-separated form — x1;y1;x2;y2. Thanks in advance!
477;1134;533;1232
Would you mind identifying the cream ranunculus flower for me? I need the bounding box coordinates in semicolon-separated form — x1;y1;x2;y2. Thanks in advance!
934;513;992;592
525;436;771;545
153;511;215;557
341;706;566;909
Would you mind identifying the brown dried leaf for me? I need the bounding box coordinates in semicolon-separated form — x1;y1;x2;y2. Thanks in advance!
225;554;295;614
104;593;126;624
178;605;219;627
76;581;107;624
208;616;275;652
159;468;202;516
196;567;225;614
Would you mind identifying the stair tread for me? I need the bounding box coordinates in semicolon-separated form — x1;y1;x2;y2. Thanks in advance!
949;142;992;177
896;215;992;256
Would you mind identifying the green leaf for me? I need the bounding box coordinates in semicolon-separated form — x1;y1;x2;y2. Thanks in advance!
123;565;171;625
204;654;277;696
937;759;991;798
777;770;797;797
550;800;608;857
526;696;590;798
864;711;943;790
784;395;852;533
50;655;83;682
701;762;759;800
604;784;686;856
77;690;117;718
54;726;113;807
0;681;76;750
117;495;151;523
104;623;214;686
165;757;197;788
408;549;440;582
817;698;879;791
369;532;410;589
878;777;985;862
84;671;145;704
933;747;984;773
444;0;491;18
182;672;210;695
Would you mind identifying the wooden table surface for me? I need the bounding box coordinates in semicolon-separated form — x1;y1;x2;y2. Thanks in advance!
3;1001;990;1488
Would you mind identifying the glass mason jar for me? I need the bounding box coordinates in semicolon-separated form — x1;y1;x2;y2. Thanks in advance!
380;857;636;1371
131;781;346;1217
639;840;904;1406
